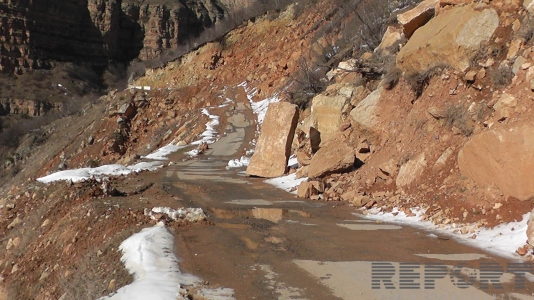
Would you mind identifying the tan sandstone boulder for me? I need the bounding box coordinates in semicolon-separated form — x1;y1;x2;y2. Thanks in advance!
396;153;427;187
493;93;517;121
525;0;534;14
375;26;404;53
397;3;499;74
307;135;356;179
350;87;382;130
246;102;299;178
527;210;534;246
397;0;438;38
458;122;534;200
310;94;348;144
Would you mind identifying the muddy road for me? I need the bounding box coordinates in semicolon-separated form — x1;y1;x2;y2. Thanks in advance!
156;88;534;299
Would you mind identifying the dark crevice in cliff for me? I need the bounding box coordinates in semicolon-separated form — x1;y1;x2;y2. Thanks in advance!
116;9;145;62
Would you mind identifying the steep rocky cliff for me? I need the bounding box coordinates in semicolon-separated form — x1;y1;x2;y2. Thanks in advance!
0;99;63;116
121;0;225;59
0;0;226;73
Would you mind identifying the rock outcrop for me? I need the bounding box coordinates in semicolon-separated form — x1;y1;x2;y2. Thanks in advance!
458;122;534;201
0;99;63;117
121;0;225;60
396;3;499;74
246;102;299;178
0;0;226;73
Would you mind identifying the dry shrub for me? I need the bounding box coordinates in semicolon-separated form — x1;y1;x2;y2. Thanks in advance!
383;63;402;90
288;58;328;109
406;65;448;98
491;65;513;88
517;15;534;44
444;104;474;136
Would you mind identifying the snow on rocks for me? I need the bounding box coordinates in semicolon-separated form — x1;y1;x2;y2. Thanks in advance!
99;223;235;300
144;207;207;223
36;162;163;184
357;207;530;260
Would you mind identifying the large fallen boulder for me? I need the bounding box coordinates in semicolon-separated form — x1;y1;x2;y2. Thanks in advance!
397;3;499;74
458;122;534;200
310;94;348;144
397;0;438;38
349;87;382;130
246;102;299;178
307;135;356;179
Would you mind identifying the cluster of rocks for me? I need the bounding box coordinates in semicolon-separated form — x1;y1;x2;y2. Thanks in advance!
246;0;534;261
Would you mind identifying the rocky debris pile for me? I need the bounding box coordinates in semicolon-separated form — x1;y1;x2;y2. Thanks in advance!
249;0;534;256
144;207;207;223
68;177;125;198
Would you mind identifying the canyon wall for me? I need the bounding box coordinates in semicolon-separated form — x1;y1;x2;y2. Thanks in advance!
0;99;63;116
0;0;227;73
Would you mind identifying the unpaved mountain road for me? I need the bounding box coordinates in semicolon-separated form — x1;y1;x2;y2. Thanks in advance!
158;88;534;299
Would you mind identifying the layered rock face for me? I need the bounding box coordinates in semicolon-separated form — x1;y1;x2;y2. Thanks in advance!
121;0;225;60
0;0;226;73
0;99;63;116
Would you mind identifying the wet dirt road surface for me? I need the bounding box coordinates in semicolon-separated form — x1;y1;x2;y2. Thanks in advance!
158;87;534;300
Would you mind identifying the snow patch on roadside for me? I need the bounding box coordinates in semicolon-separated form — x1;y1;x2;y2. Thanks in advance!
98;224;199;300
226;156;251;169
99;223;235;300
265;174;307;195
357;207;530;260
287;156;298;168
263;155;303;193
190;108;220;146
263;157;305;194
250;95;279;126
37;162;163;184
143;144;186;160
238;81;280;126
